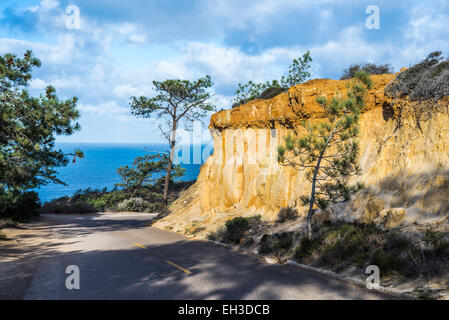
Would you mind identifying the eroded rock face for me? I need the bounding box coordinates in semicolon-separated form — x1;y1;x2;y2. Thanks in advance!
154;74;449;237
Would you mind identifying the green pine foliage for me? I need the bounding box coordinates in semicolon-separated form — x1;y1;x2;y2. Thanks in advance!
278;71;372;237
0;50;83;220
116;153;185;196
130;76;215;204
233;51;312;107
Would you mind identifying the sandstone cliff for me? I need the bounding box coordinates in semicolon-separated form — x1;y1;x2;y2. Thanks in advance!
154;74;449;237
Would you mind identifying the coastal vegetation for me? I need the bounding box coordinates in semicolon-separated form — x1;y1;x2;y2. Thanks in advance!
294;222;449;281
386;51;449;102
130;77;215;205
278;71;372;238
116;153;185;196
208;215;264;245
232;50;312;108
208;215;449;299
200;51;449;299
340;62;393;80
40;165;193;214
0;51;83;222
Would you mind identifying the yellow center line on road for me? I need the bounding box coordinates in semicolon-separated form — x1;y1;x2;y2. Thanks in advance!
115;233;146;249
134;242;147;249
166;260;192;275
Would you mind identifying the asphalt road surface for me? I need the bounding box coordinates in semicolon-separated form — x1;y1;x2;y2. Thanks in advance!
0;213;390;300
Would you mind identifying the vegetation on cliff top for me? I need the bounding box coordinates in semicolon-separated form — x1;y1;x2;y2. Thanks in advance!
340;63;393;80
232;51;312;108
385;51;449;133
386;51;449;102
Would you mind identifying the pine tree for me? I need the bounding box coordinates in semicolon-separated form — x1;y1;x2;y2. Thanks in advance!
278;71;372;238
130;76;215;204
116;154;184;196
0;50;83;218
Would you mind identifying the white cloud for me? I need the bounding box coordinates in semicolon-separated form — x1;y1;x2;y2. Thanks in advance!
78;101;128;116
29;78;48;90
409;13;449;42
2;0;448;143
178;42;301;85
40;0;60;10
113;84;153;98
129;34;147;44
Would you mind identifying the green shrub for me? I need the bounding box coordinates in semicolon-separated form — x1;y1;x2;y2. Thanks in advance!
233;51;312;106
260;232;293;254
39;197;97;214
371;250;406;276
277;232;293;249
0;191;40;222
247;215;262;225
294;236;316;261
208;216;262;244
340;63;393;80
207;226;226;242
277;207;298;223
116;198;157;213
224;217;250;244
386;51;449;101
292;221;449;280
422;229;449;257
86;191;130;211
295;222;385;267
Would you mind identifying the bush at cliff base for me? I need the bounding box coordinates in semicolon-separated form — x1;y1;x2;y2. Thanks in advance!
0;191;40;222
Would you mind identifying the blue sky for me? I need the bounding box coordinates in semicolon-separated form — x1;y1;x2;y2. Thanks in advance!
1;0;448;143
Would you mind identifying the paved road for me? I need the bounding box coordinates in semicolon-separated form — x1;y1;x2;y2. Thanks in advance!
0;214;389;300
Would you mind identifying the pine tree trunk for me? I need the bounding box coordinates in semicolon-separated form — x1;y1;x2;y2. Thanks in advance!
307;164;320;239
163;125;177;205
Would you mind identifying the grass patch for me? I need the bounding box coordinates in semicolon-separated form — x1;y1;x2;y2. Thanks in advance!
208;215;262;244
293;221;449;279
259;232;294;258
277;207;298;223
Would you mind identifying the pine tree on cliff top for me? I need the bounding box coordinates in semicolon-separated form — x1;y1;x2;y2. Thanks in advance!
278;71;372;238
130;76;215;205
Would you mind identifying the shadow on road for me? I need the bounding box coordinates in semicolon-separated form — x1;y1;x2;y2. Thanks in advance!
0;214;389;300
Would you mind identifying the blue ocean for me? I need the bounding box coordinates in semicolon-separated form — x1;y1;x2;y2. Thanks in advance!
36;143;211;203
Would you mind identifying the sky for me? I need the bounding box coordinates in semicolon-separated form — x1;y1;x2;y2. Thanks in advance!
1;0;448;143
